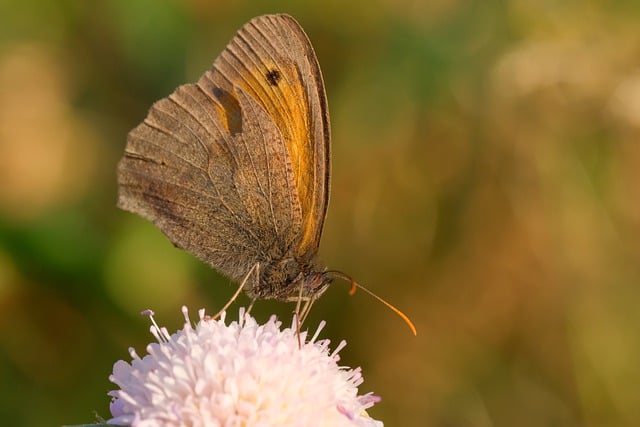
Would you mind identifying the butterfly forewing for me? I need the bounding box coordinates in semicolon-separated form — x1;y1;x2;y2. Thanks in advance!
203;14;331;260
117;14;330;292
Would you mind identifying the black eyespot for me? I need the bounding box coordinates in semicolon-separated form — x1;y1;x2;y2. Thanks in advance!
265;69;281;86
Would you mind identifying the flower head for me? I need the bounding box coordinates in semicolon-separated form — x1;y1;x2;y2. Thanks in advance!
107;307;382;426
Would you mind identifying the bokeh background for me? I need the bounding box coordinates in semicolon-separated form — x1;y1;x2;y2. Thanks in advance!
2;1;640;426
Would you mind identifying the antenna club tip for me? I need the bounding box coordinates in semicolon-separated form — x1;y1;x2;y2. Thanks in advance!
401;316;418;336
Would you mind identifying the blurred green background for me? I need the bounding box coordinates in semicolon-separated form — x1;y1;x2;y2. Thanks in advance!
1;0;640;426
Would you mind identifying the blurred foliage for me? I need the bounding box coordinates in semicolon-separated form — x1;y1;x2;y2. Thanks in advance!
1;0;640;426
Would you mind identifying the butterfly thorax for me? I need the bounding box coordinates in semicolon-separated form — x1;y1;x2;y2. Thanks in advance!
249;258;332;301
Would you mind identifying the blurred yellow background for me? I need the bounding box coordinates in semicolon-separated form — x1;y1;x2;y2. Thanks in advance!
1;1;640;426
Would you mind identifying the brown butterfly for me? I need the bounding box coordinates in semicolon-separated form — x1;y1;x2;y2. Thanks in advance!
117;14;415;332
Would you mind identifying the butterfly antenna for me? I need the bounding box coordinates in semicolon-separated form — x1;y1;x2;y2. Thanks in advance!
325;270;417;336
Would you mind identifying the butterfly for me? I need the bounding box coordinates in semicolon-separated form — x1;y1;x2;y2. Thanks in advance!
117;14;415;333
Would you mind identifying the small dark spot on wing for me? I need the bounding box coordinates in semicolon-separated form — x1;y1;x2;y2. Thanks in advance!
266;69;281;86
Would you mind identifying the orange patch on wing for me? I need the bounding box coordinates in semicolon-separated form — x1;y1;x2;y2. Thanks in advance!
235;60;317;226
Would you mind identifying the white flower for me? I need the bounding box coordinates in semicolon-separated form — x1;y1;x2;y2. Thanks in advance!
107;306;383;427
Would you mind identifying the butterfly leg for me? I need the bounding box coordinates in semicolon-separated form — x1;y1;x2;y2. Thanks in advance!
294;283;306;347
294;285;318;347
212;262;260;320
294;297;316;348
246;296;258;315
299;296;316;325
293;281;305;322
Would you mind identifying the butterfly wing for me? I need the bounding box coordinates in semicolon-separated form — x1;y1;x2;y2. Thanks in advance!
208;14;331;261
117;14;330;283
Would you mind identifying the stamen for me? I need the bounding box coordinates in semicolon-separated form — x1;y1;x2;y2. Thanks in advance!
142;309;170;342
